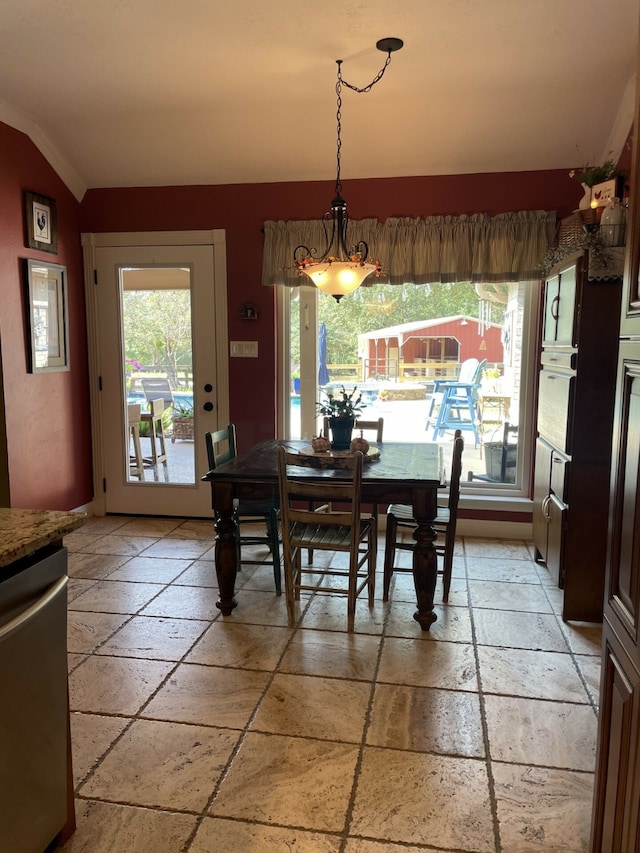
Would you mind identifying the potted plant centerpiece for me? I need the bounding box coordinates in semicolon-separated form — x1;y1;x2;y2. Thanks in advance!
171;399;194;443
318;385;364;450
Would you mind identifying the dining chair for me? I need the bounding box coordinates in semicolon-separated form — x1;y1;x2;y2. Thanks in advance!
205;424;281;595
277;445;376;631
383;429;464;603
314;416;384;559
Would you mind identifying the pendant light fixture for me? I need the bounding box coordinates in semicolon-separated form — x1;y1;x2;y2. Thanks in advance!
294;37;403;302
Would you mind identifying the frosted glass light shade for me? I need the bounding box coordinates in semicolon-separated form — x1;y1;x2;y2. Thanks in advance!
301;260;377;298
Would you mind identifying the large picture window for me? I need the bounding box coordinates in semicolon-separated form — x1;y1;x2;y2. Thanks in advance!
280;279;537;497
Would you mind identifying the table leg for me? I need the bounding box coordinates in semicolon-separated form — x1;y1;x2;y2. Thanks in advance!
212;484;238;615
411;490;439;630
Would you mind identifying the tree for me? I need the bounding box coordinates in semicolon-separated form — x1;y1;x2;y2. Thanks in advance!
122;290;192;387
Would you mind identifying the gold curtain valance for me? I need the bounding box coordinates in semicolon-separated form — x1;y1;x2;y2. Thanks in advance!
262;210;557;287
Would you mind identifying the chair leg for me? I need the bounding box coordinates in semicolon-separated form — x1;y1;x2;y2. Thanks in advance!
383;513;398;601
367;527;376;608
442;530;455;602
265;509;281;595
283;543;297;627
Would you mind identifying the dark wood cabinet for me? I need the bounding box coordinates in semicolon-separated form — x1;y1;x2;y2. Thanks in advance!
533;252;621;622
592;344;640;851
591;16;640;846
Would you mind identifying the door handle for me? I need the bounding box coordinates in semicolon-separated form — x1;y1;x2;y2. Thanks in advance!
0;576;67;641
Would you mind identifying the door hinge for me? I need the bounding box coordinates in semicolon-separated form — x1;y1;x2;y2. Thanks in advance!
102;478;107;493
98;375;103;391
93;269;98;285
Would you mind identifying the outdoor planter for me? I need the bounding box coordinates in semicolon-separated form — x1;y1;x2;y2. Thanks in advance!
172;416;194;442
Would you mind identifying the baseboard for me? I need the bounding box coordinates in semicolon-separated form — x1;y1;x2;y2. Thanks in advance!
455;518;533;541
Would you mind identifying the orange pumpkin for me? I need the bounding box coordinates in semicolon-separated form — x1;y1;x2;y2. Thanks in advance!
350;431;370;453
312;435;331;452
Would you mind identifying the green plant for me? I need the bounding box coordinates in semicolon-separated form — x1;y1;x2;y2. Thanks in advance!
173;399;194;418
317;385;364;419
569;152;619;188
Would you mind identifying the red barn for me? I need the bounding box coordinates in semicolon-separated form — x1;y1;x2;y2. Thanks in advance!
357;315;504;381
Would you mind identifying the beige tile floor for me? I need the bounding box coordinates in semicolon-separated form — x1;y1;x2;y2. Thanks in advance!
60;516;602;853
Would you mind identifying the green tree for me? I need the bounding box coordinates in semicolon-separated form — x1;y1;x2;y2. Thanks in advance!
122;290;192;387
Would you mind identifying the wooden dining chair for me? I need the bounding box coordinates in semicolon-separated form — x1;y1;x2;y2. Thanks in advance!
383;429;464;603
277;446;376;631
205;424;281;595
312;416;384;562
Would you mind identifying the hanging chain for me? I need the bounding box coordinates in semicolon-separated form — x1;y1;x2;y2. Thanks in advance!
334;51;394;198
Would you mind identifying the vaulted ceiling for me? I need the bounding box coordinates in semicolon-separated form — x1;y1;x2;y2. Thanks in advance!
1;0;637;200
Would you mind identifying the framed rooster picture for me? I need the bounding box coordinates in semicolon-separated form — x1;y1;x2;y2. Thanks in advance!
24;190;58;254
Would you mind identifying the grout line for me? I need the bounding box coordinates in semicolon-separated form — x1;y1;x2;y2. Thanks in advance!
464;536;504;853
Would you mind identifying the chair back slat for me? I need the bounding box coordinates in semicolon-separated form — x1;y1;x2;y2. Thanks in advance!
278;448;363;547
205;424;238;469
322;416;384;443
354;418;384;442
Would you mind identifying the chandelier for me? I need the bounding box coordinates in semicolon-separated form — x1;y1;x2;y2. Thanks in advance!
294;37;403;302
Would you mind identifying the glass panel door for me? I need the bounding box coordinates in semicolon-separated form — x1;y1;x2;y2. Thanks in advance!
95;244;219;516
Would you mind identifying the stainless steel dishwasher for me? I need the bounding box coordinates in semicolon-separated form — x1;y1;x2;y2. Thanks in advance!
0;545;70;853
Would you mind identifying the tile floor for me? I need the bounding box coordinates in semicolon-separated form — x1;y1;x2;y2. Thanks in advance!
60;515;602;853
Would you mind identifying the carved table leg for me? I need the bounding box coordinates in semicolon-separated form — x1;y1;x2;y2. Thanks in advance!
212;483;238;615
411;490;439;630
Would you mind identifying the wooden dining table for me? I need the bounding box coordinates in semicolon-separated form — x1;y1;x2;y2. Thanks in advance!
202;439;444;629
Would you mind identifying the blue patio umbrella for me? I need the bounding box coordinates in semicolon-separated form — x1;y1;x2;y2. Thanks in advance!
318;322;329;386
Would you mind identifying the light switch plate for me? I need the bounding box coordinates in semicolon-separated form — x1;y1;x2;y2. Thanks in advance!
230;341;258;358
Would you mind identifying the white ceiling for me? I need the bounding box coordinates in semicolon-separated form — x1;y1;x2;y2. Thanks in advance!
1;0;638;201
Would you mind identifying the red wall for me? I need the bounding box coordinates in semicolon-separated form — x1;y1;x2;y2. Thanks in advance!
1;113;585;508
0;122;92;509
81;172;580;449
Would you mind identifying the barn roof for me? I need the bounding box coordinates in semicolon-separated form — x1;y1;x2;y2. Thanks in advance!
357;316;502;341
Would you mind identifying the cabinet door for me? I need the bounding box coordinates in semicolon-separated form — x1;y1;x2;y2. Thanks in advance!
555;264;577;345
543;262;578;347
547;494;566;589
543;273;561;344
592;343;640;851
537;369;575;454
621;42;640;338
532;437;553;563
591;630;640;852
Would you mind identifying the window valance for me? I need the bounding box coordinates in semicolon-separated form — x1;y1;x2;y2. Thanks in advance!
262;210;557;287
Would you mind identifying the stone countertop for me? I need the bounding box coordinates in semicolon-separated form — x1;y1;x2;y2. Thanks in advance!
0;508;87;570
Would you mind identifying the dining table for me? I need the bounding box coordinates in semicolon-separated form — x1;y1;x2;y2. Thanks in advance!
202;439;444;629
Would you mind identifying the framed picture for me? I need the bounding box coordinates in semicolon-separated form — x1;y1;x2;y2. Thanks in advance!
24;190;58;253
591;177;624;208
25;259;69;373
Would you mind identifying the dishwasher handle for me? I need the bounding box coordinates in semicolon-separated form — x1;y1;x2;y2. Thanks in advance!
0;575;68;641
